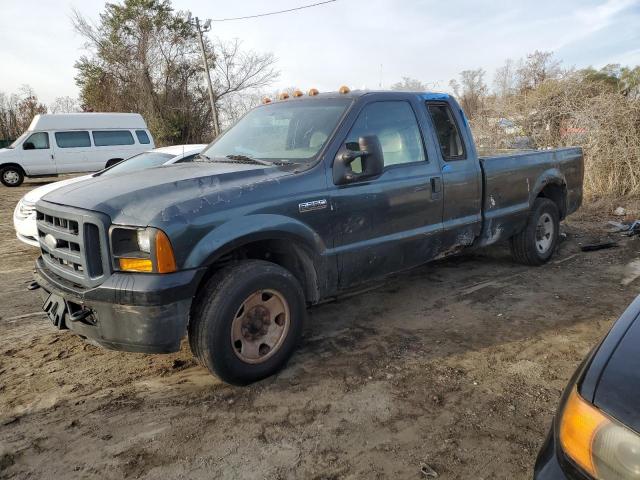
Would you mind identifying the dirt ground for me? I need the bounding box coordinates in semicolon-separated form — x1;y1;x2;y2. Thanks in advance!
1;181;639;480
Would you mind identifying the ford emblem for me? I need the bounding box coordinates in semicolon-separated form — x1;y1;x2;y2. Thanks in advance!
44;233;58;250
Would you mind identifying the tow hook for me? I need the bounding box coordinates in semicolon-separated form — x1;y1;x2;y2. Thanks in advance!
68;308;93;323
27;281;40;291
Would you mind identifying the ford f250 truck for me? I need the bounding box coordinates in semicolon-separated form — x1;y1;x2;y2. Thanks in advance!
32;89;583;385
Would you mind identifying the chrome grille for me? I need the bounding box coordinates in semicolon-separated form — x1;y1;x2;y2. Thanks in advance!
36;202;110;288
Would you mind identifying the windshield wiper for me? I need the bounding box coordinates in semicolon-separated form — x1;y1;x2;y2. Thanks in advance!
224;154;275;166
195;153;290;166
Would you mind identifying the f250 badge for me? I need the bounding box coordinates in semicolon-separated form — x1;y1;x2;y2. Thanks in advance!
298;199;328;213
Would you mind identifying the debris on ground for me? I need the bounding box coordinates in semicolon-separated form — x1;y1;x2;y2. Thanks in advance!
614;207;627;216
608;220;640;235
581;241;619;252
420;463;438;478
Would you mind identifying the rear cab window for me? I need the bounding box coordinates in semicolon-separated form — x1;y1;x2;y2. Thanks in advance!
135;130;151;144
426;103;466;160
55;131;91;148
93;130;135;146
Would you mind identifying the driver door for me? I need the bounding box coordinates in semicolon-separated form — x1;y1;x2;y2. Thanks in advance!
330;98;444;289
20;132;56;174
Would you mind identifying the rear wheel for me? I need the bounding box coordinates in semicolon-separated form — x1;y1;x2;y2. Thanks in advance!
189;260;306;385
510;198;560;265
1;166;24;187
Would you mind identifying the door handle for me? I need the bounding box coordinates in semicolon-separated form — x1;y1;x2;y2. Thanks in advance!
430;177;442;193
51;154;55;160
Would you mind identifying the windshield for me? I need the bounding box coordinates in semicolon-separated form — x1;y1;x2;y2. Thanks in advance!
8;132;29;149
100;151;174;176
201;98;351;163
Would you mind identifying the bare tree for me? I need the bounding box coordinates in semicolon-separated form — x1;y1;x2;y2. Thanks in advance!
516;51;562;91
211;38;278;111
50;96;81;114
390;77;428;92
0;86;47;141
494;59;517;97
449;69;487;119
71;0;279;144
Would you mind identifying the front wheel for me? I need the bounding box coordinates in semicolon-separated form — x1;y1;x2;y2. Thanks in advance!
189;260;306;385
510;198;560;265
1;166;24;187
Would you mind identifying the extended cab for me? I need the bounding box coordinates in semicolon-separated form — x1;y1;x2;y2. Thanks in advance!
32;90;583;384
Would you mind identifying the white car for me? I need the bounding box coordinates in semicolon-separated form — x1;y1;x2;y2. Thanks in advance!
0;113;155;187
14;144;206;247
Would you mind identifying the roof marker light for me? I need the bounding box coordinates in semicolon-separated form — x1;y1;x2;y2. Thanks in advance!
262;97;272;104
292;89;304;98
308;88;319;96
339;85;350;94
278;92;290;100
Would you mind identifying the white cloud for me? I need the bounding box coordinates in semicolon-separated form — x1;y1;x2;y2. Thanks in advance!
0;0;638;104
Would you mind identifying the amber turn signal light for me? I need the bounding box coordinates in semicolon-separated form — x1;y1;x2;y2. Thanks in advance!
119;257;153;272
559;388;608;477
155;230;177;273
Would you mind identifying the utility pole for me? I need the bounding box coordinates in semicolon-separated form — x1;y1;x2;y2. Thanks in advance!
191;15;220;137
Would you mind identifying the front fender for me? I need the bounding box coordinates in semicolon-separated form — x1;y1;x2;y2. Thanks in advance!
183;214;327;269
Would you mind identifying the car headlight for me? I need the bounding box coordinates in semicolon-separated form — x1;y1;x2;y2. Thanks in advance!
110;226;177;273
560;387;640;479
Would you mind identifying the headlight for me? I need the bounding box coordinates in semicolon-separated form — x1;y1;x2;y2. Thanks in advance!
560;388;640;479
110;226;177;273
15;198;35;219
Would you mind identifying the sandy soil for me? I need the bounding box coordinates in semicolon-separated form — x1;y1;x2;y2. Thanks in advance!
1;181;639;479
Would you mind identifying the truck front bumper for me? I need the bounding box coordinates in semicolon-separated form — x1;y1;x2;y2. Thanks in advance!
34;256;205;354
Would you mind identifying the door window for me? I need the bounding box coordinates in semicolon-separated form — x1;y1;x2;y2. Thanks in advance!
426;104;465;160
346;101;425;168
55;131;91;148
23;132;49;150
135;130;151;144
93;130;135;146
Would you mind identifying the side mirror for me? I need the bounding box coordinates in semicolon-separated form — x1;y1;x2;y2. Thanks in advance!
333;135;384;185
23;142;35;150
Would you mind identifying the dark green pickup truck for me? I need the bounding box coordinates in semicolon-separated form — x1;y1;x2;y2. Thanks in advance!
33;89;583;384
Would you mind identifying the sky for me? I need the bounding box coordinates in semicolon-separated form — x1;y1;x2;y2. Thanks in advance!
1;0;639;105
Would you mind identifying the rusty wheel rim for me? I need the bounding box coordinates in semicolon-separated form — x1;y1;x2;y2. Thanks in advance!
230;289;290;364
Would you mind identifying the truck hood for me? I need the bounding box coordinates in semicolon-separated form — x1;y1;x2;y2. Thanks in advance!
41;162;291;226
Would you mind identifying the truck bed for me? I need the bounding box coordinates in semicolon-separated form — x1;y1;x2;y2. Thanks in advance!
477;147;584;245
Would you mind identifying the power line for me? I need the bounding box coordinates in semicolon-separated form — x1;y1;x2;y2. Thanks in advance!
211;0;337;22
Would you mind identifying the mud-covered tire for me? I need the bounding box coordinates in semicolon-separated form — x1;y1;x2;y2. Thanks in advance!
1;166;24;187
188;260;306;385
510;198;560;266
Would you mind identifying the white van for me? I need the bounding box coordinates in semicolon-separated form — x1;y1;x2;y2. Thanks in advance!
0;113;154;186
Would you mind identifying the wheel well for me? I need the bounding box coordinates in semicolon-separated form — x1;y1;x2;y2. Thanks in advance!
0;163;25;175
105;158;124;167
196;239;320;305
537;183;567;219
